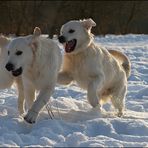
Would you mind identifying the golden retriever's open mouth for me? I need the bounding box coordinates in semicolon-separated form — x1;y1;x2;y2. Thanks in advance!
12;67;22;77
65;39;77;53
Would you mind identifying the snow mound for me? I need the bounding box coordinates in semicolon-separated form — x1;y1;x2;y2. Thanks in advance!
0;34;148;147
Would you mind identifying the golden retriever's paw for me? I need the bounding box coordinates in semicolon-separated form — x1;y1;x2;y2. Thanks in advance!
117;112;123;117
94;104;101;111
24;109;38;124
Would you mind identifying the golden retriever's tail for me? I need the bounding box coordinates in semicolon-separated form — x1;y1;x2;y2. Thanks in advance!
109;49;131;78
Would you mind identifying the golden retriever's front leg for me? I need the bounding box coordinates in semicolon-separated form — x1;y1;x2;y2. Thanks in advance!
57;71;73;85
87;76;104;109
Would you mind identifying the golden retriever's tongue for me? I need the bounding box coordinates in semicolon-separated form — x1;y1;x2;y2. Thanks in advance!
65;40;75;52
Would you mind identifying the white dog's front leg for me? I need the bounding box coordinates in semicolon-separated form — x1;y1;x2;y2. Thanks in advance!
24;86;54;124
15;76;25;115
23;79;35;110
87;76;104;109
0;68;13;89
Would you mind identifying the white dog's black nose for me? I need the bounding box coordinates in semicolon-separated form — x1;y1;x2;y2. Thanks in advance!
5;63;14;71
58;36;66;43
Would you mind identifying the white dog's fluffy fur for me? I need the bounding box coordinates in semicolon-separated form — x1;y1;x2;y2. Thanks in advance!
58;18;131;116
0;35;14;88
0;36;25;115
4;28;62;123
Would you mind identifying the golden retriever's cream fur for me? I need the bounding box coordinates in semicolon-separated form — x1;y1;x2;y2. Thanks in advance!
58;18;131;116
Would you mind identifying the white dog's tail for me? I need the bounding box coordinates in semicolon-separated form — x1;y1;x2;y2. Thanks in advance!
109;50;131;78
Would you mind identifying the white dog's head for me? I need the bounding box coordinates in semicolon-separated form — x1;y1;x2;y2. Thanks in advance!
58;18;96;54
5;27;41;77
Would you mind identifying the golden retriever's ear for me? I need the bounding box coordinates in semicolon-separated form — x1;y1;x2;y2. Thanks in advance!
0;35;10;48
33;27;41;37
81;18;96;30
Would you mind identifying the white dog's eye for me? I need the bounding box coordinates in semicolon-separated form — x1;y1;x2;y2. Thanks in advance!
69;29;75;33
16;51;23;56
8;51;10;55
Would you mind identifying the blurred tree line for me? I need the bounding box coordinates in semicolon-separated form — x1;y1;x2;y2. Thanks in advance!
0;1;148;37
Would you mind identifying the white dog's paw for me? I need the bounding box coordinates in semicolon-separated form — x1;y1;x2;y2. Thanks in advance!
18;108;25;115
24;109;38;124
89;104;101;113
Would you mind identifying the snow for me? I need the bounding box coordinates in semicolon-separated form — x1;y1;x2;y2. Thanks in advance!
0;34;148;147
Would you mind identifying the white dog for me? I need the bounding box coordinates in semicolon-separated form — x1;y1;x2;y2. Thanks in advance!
58;18;131;117
0;36;25;114
0;35;13;88
5;27;62;123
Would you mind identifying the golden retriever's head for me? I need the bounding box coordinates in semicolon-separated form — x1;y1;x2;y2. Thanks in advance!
58;18;96;54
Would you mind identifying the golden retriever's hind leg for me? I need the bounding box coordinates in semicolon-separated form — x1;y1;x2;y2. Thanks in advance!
111;85;126;117
99;95;110;106
57;71;73;85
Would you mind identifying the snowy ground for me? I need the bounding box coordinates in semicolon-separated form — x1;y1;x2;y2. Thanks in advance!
0;34;147;147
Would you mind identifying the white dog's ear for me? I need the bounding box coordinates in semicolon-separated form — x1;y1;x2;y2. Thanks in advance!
0;35;10;48
28;27;41;51
81;18;96;30
29;40;38;51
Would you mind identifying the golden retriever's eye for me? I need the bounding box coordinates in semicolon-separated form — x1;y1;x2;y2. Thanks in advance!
8;51;10;55
16;51;23;56
69;29;75;33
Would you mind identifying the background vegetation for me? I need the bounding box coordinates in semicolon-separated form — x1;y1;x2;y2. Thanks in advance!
0;1;148;37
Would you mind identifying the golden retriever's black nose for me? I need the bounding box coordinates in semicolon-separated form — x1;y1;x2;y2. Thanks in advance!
58;36;66;43
5;63;14;71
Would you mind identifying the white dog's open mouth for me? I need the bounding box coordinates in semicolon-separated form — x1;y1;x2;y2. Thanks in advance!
64;39;77;53
12;67;23;77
